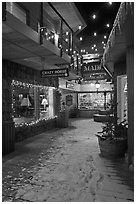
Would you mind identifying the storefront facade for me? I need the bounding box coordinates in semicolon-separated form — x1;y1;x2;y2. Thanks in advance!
103;3;134;166
2;59;60;155
2;2;86;155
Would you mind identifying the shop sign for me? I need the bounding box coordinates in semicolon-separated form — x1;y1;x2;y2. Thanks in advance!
82;62;104;73
41;68;69;77
83;72;108;80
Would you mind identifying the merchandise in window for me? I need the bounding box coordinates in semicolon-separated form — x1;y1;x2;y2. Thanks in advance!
11;80;55;125
78;92;111;110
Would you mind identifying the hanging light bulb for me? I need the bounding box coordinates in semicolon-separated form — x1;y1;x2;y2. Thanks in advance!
106;23;110;28
95;81;100;93
80;37;83;41
92;14;96;19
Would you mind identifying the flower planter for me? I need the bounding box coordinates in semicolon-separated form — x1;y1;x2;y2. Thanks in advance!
93;114;113;122
97;136;127;158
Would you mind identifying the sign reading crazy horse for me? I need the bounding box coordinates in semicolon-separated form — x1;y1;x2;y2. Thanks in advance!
41;68;69;77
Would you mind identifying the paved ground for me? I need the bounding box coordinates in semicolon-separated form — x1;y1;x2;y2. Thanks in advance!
2;119;134;202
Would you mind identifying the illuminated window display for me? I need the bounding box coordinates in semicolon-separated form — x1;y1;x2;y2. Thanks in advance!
78;92;111;110
12;80;55;125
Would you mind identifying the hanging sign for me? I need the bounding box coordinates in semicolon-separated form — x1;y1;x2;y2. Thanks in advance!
41;68;69;77
82;62;104;73
82;62;110;80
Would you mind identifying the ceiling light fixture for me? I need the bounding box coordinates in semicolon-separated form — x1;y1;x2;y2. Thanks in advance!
79;25;82;30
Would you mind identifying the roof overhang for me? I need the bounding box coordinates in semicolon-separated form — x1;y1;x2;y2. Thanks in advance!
103;3;134;74
43;2;86;34
2;11;71;70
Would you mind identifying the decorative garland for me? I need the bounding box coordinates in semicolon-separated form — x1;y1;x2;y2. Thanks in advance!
15;116;58;128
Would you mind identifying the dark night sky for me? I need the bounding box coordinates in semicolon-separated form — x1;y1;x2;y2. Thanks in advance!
75;2;121;37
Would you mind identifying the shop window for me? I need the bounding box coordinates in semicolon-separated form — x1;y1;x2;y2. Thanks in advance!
78;92;111;110
11;80;55;126
39;86;49;119
117;75;128;124
6;2;29;25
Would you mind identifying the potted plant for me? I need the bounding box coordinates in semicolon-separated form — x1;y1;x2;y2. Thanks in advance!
96;101;128;158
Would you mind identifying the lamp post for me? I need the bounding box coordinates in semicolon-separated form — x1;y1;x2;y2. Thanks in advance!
95;81;100;94
104;90;107;110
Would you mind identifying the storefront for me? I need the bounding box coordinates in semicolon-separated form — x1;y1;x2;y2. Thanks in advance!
12;80;56;126
2;60;60;155
78;91;112;118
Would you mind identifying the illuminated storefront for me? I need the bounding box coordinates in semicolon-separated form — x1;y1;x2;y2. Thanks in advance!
78;92;111;110
11;80;56;127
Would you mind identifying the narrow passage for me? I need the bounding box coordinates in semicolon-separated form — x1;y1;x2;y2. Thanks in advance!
2;119;134;202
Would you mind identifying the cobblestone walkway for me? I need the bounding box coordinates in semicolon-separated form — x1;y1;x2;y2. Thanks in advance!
2;119;134;202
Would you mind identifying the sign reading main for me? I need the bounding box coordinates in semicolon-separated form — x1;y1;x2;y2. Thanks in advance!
82;62;109;80
41;68;69;78
82;62;103;73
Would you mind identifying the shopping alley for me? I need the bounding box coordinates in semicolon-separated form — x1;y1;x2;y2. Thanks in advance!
2;119;134;202
2;2;134;202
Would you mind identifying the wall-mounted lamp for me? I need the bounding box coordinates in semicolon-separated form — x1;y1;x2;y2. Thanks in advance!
95;81;100;93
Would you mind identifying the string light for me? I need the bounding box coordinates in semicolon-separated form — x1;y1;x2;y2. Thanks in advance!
12;80;58;128
11;80;53;90
106;23;110;28
79;25;82;30
15;116;58;128
94;32;97;36
80;37;83;41
104;35;107;39
92;14;96;19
